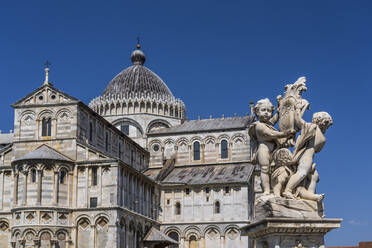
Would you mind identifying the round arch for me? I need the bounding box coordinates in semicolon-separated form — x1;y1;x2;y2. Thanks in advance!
146;119;171;133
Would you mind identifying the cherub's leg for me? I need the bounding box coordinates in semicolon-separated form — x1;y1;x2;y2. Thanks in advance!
257;152;271;195
261;168;270;195
273;173;288;197
307;168;319;194
297;187;324;202
283;148;314;199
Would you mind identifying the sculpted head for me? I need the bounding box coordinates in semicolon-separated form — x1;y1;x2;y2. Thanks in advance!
254;98;274;123
312;112;333;133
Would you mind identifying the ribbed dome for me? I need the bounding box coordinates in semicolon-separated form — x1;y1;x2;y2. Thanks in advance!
102;65;174;100
101;47;174;101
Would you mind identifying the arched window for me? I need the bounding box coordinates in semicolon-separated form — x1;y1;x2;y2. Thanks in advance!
121;124;129;135
89;121;93;142
105;132;109;151
31;169;36;183
221;140;228;159
59;170;67;184
168;232;179;248
214;201;221;214
193;141;200;161
92;167;98;186
42;117;52;136
175;202;181;215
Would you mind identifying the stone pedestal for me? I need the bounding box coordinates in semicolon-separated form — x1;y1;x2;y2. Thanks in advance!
241;218;341;248
241;195;342;248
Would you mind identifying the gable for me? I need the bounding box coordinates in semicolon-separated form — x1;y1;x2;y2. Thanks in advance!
12;84;79;108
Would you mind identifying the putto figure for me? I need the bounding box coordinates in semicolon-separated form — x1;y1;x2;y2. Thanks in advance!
283;111;333;200
249;77;333;202
249;98;295;195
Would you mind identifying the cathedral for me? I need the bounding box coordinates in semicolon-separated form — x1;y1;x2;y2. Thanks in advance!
0;43;256;248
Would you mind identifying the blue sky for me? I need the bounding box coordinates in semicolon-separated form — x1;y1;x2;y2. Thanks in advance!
0;1;371;245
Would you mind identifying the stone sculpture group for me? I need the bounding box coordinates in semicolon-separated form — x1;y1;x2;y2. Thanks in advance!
249;77;333;202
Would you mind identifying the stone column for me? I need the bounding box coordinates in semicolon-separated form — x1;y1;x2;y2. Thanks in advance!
241;218;342;248
134;228;137;248
36;169;42;205
220;235;224;248
200;237;205;248
13;172;19;206
68;171;73;206
99;166;103;206
53;170;59;205
126;223;129;248
22;171;28;206
73;166;78;207
33;239;40;248
201;144;205;163
52;118;57;138
180;237;185;248
51;239;58;248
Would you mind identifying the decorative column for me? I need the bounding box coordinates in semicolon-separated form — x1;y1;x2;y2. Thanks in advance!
33;239;40;248
52;118;57;138
68;171;73;206
22;171;28;206
51;239;58;248
99;166;103;206
174;145;178;165
12;172;19;207
36;169;42;205
53;170;59;205
220;235;224;248
201;144;205;163
188;145;192;163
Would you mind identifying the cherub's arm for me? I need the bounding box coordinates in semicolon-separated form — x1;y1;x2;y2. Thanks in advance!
269;112;279;126
256;123;291;140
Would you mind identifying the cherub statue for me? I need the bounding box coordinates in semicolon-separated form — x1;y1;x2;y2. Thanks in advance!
271;148;294;197
248;98;295;195
283;112;333;200
270;148;323;201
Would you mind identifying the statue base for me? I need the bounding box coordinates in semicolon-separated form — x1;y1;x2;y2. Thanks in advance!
255;194;324;220
241;218;342;248
241;195;341;247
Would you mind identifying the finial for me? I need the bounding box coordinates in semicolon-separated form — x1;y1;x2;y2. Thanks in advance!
131;38;146;65
43;60;52;85
136;36;141;49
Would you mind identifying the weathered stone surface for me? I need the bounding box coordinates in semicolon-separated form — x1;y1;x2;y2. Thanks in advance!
255;194;324;220
241;218;342;248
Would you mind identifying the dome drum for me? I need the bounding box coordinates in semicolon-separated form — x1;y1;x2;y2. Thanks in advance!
89;94;186;119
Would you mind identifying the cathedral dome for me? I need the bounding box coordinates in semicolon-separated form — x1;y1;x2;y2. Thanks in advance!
101;48;175;101
89;44;186;120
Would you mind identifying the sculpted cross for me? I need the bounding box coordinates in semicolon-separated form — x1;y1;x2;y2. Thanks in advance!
44;60;51;68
